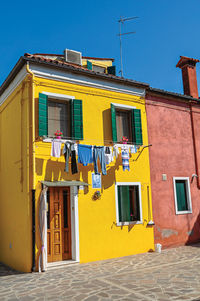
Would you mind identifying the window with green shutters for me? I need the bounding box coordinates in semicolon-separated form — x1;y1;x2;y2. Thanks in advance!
173;177;192;214
38;93;83;140
111;104;143;145
87;60;92;70
116;183;142;224
70;99;83;140
39;93;48;137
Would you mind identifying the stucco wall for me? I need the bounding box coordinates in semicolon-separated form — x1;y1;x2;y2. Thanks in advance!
146;94;200;247
0;77;32;272
34;77;154;267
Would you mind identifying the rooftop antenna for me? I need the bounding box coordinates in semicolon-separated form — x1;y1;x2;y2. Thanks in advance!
117;16;139;77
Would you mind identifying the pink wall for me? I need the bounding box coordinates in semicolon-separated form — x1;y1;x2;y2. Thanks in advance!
146;94;200;248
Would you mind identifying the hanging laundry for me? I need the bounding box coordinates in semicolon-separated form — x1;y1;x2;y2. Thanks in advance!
63;142;78;174
93;146;107;175
51;140;61;158
105;147;110;154
70;144;78;174
130;145;138;154
113;145;119;159
78;144;93;166
105;146;114;165
63;142;70;172
71;150;78;174
121;146;130;171
74;143;78;155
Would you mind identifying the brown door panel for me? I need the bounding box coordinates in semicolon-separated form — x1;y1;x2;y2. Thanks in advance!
47;187;72;262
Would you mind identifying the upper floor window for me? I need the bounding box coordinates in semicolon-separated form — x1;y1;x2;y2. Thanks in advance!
116;109;132;143
48;99;71;138
111;103;143;145
173;177;192;214
92;65;106;73
38;93;83;140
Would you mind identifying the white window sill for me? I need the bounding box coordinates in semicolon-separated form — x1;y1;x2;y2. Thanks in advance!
116;221;143;226
114;143;141;148
175;210;192;215
42;137;76;144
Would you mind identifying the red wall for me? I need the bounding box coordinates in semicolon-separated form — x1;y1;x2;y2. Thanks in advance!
146;94;200;248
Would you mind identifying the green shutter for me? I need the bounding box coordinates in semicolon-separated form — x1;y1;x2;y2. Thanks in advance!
111;104;117;143
176;180;188;211
71;99;83;140
118;186;131;222
107;66;116;75
87;60;92;70
38;93;48;136
132;109;143;145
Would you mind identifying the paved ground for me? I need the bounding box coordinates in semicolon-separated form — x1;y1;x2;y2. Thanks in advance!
1;244;200;301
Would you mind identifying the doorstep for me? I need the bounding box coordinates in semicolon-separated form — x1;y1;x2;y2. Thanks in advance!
47;260;79;270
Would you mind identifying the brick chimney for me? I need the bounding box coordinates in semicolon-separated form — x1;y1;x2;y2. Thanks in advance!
176;56;199;99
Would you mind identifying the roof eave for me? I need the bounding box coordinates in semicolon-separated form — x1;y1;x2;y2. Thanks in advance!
24;57;149;89
147;87;199;103
0;56;27;96
0;56;149;97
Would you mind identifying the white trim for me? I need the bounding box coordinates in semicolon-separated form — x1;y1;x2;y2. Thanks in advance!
114;143;140;148
71;186;80;261
111;103;136;110
45;186;80;269
173;177;192;215
0;65;28;106
42;91;75;100
29;63;145;97
115;182;143;226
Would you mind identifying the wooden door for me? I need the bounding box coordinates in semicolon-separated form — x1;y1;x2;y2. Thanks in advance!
47;187;72;262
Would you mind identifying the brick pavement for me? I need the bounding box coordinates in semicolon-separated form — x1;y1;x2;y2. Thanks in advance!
1;244;200;301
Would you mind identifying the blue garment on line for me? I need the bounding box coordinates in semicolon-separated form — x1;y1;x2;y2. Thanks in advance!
78;144;93;166
93;146;107;175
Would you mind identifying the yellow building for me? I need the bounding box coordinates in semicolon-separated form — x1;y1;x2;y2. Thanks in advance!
0;49;154;272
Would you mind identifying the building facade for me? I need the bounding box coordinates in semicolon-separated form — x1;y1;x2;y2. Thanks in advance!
146;56;200;248
0;51;154;272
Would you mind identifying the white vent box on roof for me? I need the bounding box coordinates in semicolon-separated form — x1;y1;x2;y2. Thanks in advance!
64;49;82;65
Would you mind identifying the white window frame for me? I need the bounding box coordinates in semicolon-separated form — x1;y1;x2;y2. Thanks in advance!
42;91;75;101
111;102;136;110
112;103;136;146
173;177;192;215
115;182;143;226
41;91;75;142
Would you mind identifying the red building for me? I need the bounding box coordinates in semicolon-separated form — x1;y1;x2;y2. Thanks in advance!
146;56;200;248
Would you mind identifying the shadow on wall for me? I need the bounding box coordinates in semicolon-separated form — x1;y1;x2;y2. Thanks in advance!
36;155;120;193
186;211;200;245
102;109;112;145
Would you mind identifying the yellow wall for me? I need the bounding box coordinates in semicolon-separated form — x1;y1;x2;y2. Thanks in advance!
82;58;113;71
0;77;32;272
0;71;154;273
34;76;154;265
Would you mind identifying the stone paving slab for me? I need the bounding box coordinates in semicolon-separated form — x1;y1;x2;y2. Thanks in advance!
1;244;200;300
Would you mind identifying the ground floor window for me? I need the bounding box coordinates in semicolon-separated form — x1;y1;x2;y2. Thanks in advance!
173;177;192;214
115;182;142;225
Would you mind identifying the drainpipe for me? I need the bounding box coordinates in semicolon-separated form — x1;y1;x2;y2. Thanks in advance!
189;101;200;189
31;189;36;271
26;62;36;271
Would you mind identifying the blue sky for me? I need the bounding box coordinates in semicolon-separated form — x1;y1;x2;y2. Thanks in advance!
1;0;200;94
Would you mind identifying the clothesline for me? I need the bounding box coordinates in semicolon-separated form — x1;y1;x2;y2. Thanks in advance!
35;144;152;156
35;136;143;146
49;140;152;175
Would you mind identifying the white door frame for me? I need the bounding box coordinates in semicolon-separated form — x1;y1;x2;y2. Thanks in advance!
45;186;80;267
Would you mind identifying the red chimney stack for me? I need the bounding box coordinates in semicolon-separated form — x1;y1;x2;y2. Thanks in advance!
176;56;199;99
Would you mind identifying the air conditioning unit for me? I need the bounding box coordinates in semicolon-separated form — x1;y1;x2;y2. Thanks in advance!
64;49;82;65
